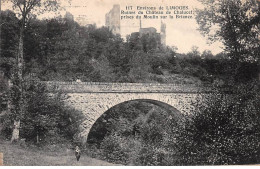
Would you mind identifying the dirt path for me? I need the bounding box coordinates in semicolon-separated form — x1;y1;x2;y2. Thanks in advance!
38;154;119;166
0;141;120;166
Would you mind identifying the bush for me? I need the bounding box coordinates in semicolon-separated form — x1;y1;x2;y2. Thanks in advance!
100;132;130;164
90;101;180;165
176;81;260;165
2;81;84;145
134;145;168;165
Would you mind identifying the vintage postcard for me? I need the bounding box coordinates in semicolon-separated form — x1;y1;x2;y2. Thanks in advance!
0;0;259;166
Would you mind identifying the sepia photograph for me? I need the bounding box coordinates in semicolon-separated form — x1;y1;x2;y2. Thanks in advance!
0;0;259;166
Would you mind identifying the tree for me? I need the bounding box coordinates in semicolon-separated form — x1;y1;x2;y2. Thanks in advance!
128;51;150;82
196;0;260;62
186;46;201;61
0;10;19;78
22;82;83;144
201;50;214;59
176;82;260;165
2;81;84;144
3;0;64;142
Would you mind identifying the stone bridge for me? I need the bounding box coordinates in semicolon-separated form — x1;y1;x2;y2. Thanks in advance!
45;81;212;143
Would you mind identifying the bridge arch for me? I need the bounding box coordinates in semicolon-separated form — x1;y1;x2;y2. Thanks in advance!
86;99;184;144
86;99;184;143
68;93;191;144
45;82;202;143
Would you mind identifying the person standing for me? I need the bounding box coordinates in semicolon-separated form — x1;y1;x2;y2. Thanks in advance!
75;146;81;162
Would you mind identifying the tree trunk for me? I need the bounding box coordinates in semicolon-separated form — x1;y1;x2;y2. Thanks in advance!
11;120;20;142
17;26;24;80
11;19;24;143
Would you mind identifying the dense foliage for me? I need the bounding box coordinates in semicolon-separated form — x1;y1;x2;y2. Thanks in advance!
86;81;259;165
1;10;257;85
87;101;180;165
176;81;260;165
196;0;259;62
1;81;84;145
196;0;259;85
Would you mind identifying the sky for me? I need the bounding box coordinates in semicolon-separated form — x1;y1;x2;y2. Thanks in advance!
2;0;224;54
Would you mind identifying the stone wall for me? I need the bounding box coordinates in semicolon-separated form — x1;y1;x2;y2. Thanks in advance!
44;81;209;143
43;81;211;93
64;92;200;143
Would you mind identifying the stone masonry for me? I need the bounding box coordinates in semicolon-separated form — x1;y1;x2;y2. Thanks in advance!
45;82;210;143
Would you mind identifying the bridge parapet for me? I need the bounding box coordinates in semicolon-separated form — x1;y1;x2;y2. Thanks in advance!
42;81;213;93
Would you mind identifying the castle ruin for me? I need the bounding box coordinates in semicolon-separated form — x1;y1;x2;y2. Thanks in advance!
105;4;166;46
105;4;121;35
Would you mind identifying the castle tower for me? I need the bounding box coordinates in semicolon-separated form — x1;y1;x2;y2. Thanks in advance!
160;21;166;46
105;4;120;35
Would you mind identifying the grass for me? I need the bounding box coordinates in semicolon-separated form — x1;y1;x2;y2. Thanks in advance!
0;139;120;166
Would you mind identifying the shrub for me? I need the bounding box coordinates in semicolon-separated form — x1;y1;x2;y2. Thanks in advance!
93;102;180;165
2;81;84;145
100;132;130;164
134;145;167;165
176;81;260;165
